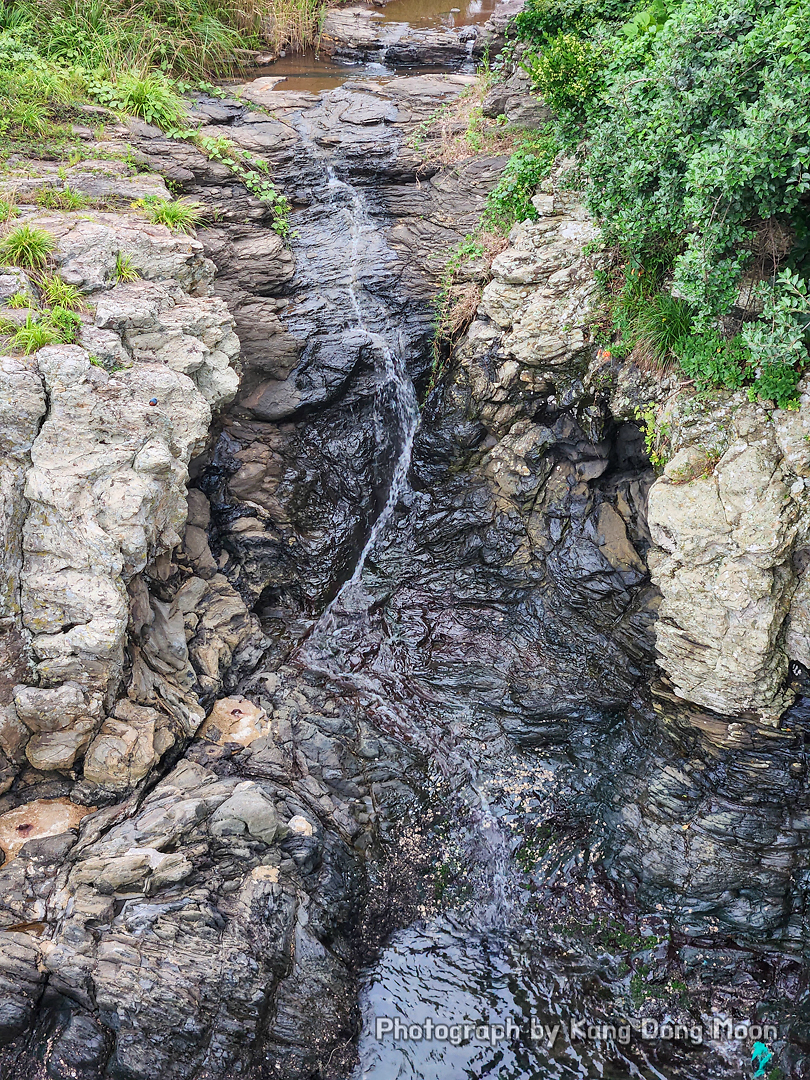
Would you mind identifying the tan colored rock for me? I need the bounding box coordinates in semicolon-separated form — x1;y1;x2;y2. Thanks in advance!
12;682;99;733
0;798;94;861
647;402;810;721
83;703;160;787
287;815;314;837
199;697;270;747
0;704;30;764
25;721;96;771
595;503;645;573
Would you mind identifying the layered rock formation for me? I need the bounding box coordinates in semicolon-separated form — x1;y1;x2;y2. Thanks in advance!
1;47;810;1080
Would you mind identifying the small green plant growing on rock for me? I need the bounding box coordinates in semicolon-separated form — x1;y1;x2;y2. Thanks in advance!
39;273;83;310
0;224;54;269
10;314;60;353
634;402;670;470
482;129;560;231
0;197;17;223
92;72;186;131
34;185;87;211
631;292;692;368
135;196;202;234
194;134;292;238
47;305;81;342
113;252;139;282
5;290;31;308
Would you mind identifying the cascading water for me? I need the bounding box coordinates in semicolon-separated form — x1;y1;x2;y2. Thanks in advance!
284;144;520;932
321;163;420;597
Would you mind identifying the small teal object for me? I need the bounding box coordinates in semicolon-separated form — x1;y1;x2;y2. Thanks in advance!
751;1041;773;1077
149;398;158;406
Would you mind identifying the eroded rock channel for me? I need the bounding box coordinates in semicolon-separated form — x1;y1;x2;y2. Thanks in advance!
2;14;810;1080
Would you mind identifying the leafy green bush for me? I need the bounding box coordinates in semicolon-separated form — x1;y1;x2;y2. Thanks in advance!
585;0;810;318
0;224;54;268
748;362;802;410
619;0;669;41
675;330;749;392
514;0;628;40
482;131;560;230
514;0;810;406
522;33;605;118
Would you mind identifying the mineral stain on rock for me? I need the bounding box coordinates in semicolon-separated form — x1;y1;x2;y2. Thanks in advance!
0;799;95;862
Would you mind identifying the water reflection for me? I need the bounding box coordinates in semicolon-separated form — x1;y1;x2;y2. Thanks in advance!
379;0;498;28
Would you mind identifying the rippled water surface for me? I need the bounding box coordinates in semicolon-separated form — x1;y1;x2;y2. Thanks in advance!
351;923;654;1080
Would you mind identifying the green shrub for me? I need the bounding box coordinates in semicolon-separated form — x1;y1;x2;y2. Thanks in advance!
10;314;60;353
0;225;54;268
514;0;629;40
137;196;202;233
675;330;749;391
39;273;84;309
748;362;802;410
482;130;561;230
522;33;604;118
619;0;669;41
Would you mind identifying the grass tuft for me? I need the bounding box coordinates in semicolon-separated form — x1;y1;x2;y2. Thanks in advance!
10;315;60;353
39;273;84;310
113;252;140;282
136;196;202;233
0;224;55;269
34;185;88;211
5;290;32;309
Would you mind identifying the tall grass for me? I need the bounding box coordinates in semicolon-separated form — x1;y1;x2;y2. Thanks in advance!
8;0;325;76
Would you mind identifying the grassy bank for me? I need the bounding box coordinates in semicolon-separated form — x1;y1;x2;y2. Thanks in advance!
0;0;325;149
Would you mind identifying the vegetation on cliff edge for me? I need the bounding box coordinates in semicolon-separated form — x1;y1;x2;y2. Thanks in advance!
514;0;810;408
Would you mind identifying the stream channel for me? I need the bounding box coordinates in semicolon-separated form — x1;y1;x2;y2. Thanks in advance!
210;4;762;1077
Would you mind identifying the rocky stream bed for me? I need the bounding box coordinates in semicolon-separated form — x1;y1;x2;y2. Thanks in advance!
1;6;810;1079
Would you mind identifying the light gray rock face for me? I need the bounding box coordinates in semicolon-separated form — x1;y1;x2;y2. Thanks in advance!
0;201;251;786
0;356;46;622
646;389;810;722
22;210;215;294
21;344;212;704
477;191;600;379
